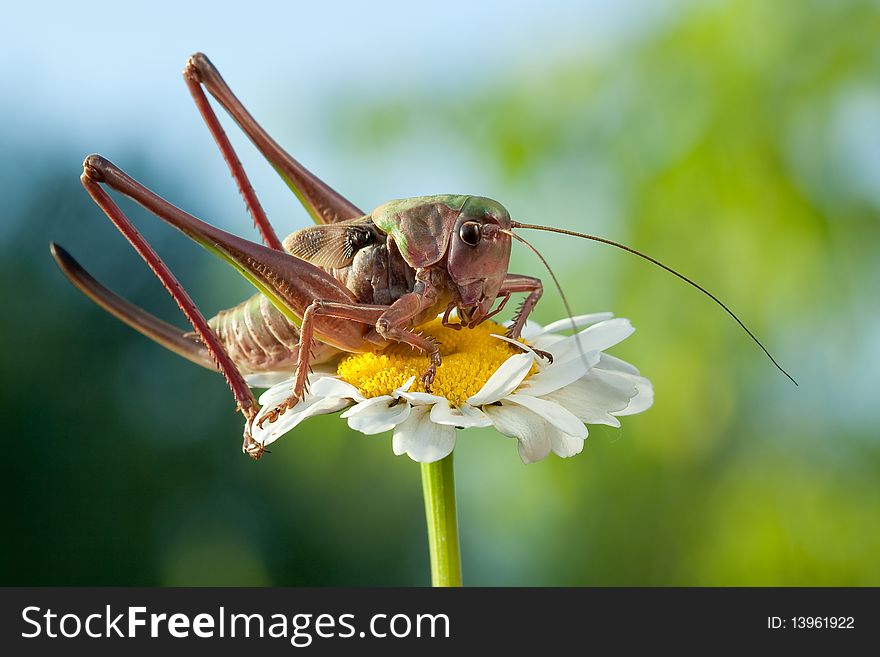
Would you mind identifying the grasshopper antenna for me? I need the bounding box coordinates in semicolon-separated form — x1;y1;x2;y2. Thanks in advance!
511;221;798;386
502;229;591;365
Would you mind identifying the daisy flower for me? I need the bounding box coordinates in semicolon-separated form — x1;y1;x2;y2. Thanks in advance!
249;313;652;464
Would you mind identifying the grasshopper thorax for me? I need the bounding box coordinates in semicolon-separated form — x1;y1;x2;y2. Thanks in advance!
371;195;512;325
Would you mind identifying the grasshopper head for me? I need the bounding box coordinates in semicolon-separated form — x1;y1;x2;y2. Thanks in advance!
447;196;512;324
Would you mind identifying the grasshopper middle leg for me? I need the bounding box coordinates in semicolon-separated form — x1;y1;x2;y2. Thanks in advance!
258;296;446;428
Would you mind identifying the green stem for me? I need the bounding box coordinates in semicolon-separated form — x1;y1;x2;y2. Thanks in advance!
420;452;462;587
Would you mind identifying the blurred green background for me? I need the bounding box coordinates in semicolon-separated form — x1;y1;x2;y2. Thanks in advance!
2;0;879;586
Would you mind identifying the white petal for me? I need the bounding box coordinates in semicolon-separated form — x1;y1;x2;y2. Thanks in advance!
244;371;295;388
392;406;456;462
483;401;552;464
490;334;552;373
539;312;615;335
252;395;350;446
341;396;411;434
506;394;588;438
398;390;447;406
582;368;653;417
257;377;297;407
544;369;643;426
612;375;653;416
596;352;641;375
531;333;568;350
257;369;350;406
308;376;366;402
393;376;417;394
490;333;539;357
467;352;536;406
517;350;600;397
340;395;393;417
517;319;545;341
429;399;493;428
550;430;587;458
550;318;635;365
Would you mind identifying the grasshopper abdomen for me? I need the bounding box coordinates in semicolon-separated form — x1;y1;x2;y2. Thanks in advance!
209;292;341;377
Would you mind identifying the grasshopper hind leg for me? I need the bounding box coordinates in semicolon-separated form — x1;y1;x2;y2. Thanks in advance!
50;243;213;369
79;156;265;459
184;52;364;227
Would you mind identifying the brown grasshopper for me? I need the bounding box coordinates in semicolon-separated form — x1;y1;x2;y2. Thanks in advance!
51;53;795;460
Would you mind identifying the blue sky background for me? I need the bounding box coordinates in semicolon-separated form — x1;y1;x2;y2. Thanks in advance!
1;1;668;234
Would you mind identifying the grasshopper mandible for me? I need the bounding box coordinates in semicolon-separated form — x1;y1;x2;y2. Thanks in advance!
51;53;795;460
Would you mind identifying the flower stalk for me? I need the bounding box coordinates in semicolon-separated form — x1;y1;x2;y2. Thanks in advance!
420;453;462;587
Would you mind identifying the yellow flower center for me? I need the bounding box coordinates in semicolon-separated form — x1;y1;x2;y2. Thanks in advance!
336;318;533;406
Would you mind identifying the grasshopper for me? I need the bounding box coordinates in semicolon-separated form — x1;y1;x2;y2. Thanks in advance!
51;53;795;460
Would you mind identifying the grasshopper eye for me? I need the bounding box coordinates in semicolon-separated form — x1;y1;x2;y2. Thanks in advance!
459;221;481;247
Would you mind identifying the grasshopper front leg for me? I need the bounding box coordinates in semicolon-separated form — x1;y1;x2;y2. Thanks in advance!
500;273;544;340
442;274;551;360
499;274;553;362
374;287;445;390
